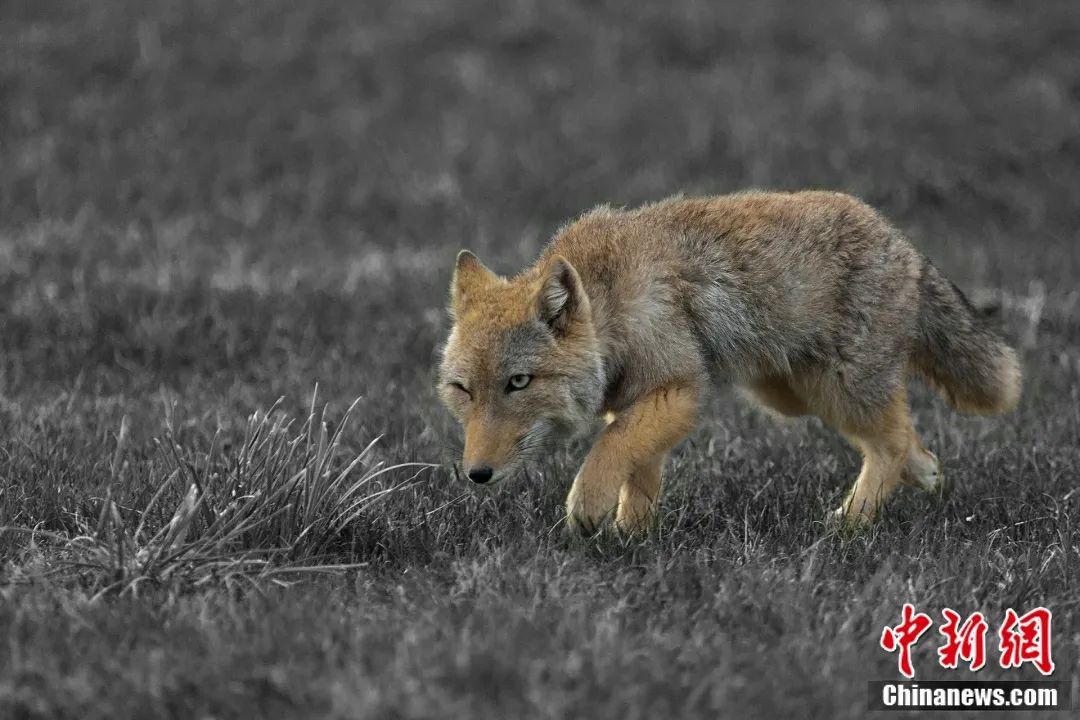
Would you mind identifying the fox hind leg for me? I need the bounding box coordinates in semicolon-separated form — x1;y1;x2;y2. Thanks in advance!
832;388;915;526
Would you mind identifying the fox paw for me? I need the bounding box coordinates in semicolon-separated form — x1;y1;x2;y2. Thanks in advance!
565;509;604;537
613;512;652;536
613;484;656;536
565;484;616;537
902;448;945;494
827;502;874;532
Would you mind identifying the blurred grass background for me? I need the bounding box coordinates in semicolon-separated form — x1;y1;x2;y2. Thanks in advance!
1;1;1079;718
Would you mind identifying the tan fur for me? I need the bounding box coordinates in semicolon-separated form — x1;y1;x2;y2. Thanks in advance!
746;375;810;418
566;384;699;534
438;192;1021;534
835;388;917;524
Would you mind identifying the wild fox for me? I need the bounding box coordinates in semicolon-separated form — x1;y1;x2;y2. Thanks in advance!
438;191;1021;534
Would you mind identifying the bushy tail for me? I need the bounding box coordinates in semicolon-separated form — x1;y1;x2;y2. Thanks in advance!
911;262;1021;415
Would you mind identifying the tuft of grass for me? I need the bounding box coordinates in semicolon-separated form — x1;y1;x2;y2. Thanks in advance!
6;391;435;595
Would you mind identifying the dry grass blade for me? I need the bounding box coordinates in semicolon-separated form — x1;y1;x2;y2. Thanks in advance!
43;392;432;594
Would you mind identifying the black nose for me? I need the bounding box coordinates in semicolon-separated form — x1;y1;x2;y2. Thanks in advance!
467;466;494;484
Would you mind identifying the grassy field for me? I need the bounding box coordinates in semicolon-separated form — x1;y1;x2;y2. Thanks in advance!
2;0;1079;717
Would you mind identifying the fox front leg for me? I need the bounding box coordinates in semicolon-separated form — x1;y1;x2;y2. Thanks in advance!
566;384;699;535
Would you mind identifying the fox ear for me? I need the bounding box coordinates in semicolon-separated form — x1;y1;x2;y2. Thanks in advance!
451;250;496;316
537;256;585;334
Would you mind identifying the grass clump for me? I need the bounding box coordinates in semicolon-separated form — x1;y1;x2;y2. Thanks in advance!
7;391;434;595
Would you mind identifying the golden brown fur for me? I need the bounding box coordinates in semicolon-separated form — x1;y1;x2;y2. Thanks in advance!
438;191;1021;533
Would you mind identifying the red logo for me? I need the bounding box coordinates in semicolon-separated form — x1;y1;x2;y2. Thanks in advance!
998;607;1055;675
937;609;988;671
880;606;1054;678
880;603;934;679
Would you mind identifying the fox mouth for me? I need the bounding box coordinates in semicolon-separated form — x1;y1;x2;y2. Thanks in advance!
453;421;558;488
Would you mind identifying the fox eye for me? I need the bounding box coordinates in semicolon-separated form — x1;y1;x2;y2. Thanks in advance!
449;381;472;399
506;374;532;392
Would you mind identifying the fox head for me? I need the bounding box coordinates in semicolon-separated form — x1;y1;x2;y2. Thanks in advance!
438;250;604;485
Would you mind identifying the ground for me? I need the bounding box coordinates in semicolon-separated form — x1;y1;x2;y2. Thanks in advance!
1;0;1079;718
